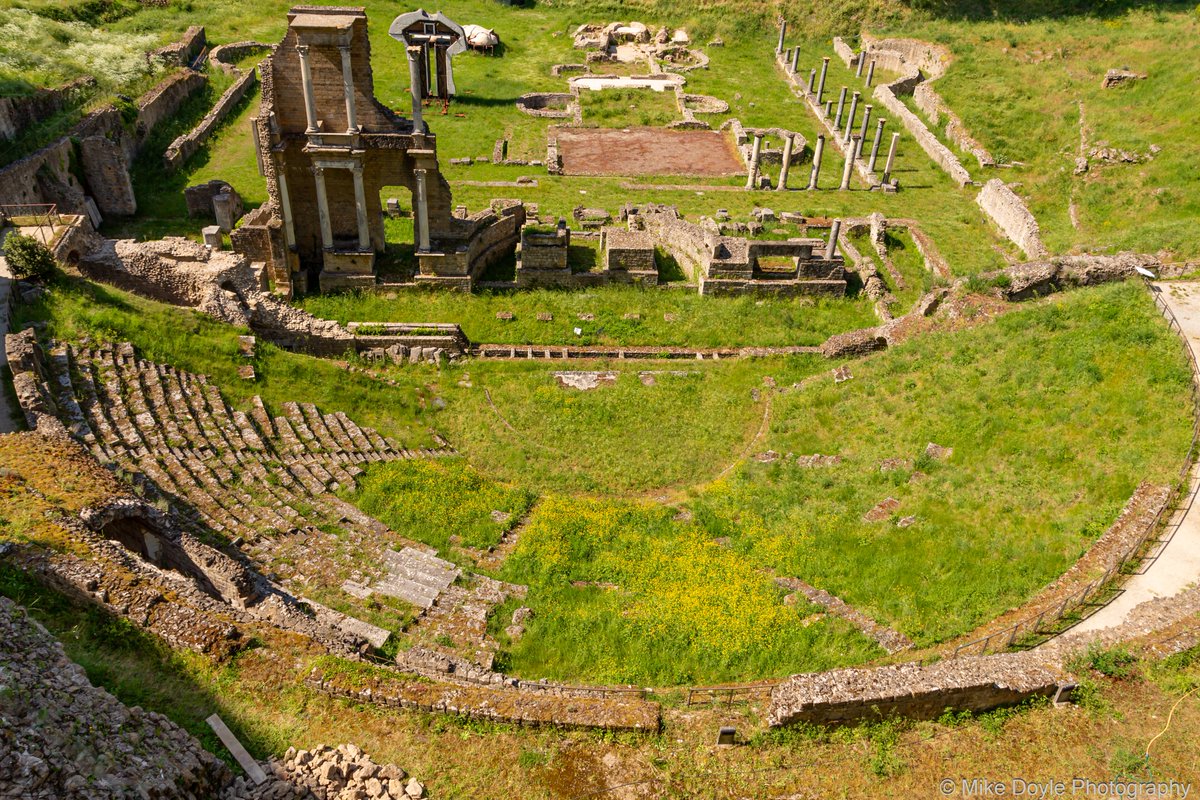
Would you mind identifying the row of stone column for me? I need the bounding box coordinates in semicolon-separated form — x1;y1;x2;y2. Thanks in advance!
745;127;899;191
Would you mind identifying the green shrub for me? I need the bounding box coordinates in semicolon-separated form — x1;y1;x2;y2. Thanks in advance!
3;233;57;281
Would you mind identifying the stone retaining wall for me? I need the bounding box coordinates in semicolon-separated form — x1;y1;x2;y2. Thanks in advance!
151;24;207;68
977;178;1048;259
945;482;1171;656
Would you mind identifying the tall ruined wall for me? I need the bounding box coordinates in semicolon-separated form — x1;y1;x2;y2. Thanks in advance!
151;24;207;68
977;178;1048;260
0;108;126;214
637;206;710;281
79;135;137;216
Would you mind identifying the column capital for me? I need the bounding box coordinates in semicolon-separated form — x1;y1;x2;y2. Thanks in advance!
296;44;309;57
350;162;363;173
339;43;352;53
311;164;325;176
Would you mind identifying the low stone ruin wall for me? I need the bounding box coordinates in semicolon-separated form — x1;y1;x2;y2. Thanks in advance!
307;662;662;733
208;40;271;73
832;36;858;68
860;34;950;77
977;178;1049;259
1000;252;1161;300
135;69;207;143
913;82;995;168
165;68;258;171
768;651;1069;727
152;24;207;68
0;596;233;799
873;76;973;188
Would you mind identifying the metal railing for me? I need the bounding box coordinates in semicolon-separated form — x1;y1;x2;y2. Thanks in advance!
0;203;63;246
951;282;1200;657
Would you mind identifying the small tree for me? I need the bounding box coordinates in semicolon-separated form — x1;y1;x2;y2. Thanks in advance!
3;233;56;282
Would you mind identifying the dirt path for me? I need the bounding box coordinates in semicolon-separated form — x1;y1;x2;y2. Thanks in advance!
1067;282;1200;635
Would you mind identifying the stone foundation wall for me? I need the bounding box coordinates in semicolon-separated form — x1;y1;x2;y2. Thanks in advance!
977;178;1048;259
832;36;858;68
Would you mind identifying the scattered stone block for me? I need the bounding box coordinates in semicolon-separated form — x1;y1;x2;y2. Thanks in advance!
879;458;912;472
897;515;917;528
237;365;256;381
537;312;553;322
623;312;641;321
386;197;402;218
553;370;617;390
664;313;678;322
496;311;514;321
864;497;901;522
577;313;595;321
202;225;222;249
237;335;256;358
755;450;780;463
924;442;953;461
832;365;853;383
1102;68;1146;88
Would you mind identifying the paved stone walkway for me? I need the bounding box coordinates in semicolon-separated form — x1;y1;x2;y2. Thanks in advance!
1068;282;1200;635
0;230;20;433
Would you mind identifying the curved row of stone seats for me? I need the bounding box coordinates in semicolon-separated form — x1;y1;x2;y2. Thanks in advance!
16;338;450;546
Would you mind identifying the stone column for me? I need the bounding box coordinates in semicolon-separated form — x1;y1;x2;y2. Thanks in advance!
276;168;296;249
351;164;369;250
857;105;873;158
745;133;764;190
883;132;900;184
413;168;431;251
794;50;803;75
816;57;830;103
296;45;319;135
865;59;876;87
806;68;816;92
833;87;847;129
312;166;333;249
826;218;841;259
807;134;825;190
824;100;832;118
339;45;358;134
840;138;858;189
776;135;794;191
855;53;865;77
777;20;787;54
868;119;886;172
843;92;860;144
407;45;425;133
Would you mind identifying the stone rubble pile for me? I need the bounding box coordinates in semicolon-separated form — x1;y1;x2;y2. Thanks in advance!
222;744;424;800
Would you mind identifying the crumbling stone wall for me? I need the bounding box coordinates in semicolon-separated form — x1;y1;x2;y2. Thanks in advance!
977;178;1049;259
0;597;232;799
0;77;95;143
873;76;973;188
79;134;137;216
151;24;207;68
